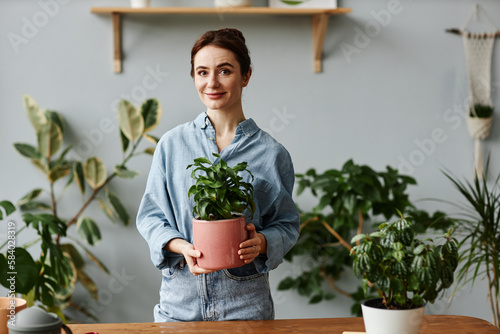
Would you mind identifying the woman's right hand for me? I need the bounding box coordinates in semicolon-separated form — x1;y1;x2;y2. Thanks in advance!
166;238;214;276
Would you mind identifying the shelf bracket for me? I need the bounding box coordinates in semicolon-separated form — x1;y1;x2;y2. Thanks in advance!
112;13;122;73
312;13;329;73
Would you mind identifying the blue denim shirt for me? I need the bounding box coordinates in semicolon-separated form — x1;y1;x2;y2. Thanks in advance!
136;112;300;274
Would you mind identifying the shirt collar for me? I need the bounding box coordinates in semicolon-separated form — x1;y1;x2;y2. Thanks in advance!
195;112;259;137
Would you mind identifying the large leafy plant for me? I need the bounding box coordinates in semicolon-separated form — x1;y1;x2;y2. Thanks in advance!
350;213;459;309
0;95;161;321
187;153;255;221
277;160;455;315
443;163;500;327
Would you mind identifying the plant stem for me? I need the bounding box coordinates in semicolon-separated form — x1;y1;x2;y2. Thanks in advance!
357;209;363;246
65;136;143;229
321;221;352;252
0;225;27;250
320;269;352;298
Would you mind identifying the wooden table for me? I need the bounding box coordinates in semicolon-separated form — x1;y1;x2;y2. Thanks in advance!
68;315;500;333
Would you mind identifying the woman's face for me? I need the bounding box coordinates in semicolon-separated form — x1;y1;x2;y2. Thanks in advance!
193;45;250;113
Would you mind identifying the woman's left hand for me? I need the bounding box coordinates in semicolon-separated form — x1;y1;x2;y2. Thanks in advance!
239;223;266;264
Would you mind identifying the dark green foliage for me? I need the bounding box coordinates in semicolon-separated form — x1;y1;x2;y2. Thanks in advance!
351;214;459;309
278;159;455;315
469;104;494;118
187;153;255;221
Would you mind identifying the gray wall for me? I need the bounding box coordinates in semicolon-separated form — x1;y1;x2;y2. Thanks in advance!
1;0;499;325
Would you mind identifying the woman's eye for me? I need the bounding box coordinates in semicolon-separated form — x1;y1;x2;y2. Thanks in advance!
220;69;231;75
197;70;207;76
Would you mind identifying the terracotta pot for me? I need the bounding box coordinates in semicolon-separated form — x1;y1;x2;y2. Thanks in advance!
193;216;247;270
0;297;27;334
361;298;425;334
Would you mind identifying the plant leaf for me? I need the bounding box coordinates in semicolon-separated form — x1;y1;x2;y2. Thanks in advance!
97;198;116;222
0;248;38;294
74;161;85;194
23;94;47;132
114;165;139;179
141;98;162;132
0;200;16;219
117;99;144;141
13;143;41;159
84;157;107;189
18;189;43;206
37;121;62;159
106;189;129;226
76;216;102;246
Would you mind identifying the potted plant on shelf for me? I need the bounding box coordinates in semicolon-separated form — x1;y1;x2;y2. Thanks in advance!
350;212;459;334
443;162;500;327
214;0;251;8
187;153;255;270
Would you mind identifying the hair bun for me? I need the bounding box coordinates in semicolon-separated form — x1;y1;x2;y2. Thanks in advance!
221;28;246;43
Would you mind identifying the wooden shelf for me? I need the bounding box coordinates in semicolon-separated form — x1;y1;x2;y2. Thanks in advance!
90;7;352;73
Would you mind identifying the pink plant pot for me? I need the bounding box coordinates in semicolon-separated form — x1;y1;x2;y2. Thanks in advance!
193;216;247;270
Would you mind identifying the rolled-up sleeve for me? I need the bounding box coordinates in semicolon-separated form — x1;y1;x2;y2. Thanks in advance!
252;157;300;273
136;143;185;270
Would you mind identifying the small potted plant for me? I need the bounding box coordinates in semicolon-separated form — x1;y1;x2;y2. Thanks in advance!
350;212;459;334
187;153;255;270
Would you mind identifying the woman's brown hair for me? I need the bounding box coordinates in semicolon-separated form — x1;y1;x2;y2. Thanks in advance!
190;28;251;77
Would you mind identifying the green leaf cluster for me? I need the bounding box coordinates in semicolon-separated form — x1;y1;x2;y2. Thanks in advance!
443;161;500;326
0;95;161;321
187;153;255;221
351;215;458;309
277;159;455;315
469;103;494;118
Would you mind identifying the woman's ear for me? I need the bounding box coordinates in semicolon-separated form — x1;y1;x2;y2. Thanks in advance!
242;68;252;87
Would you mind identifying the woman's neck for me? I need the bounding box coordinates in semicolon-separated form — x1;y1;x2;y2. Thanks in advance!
206;108;246;152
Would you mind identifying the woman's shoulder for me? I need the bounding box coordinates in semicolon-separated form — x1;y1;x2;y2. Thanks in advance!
157;114;203;145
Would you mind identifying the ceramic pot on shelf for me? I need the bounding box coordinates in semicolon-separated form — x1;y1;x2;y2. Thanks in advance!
130;0;150;8
214;0;251;8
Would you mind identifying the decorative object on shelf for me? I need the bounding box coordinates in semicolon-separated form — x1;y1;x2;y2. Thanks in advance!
446;4;498;178
187;153;255;270
215;0;251;7
350;214;458;334
269;0;337;9
0;298;27;334
130;0;150;8
7;307;73;334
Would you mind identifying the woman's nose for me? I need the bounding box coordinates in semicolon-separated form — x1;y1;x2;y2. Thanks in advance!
207;73;219;88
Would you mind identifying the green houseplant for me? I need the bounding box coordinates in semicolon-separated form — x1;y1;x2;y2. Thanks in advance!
0;95;161;321
187;153;255;270
277;160;454;315
350;213;459;334
443;163;500;327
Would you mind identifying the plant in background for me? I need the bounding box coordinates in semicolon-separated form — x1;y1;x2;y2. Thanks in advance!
0;95;161;321
277;160;455;315
469;103;494;118
350;213;459;310
187;153;255;220
443;163;500;327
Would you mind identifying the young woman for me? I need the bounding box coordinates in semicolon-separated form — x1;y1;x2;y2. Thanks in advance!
136;28;300;322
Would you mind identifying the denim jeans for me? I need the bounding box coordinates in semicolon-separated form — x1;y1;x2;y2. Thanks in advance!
153;261;274;322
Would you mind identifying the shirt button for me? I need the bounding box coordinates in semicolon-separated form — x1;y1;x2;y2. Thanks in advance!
205;120;209;125
246;133;250;137
209;137;214;141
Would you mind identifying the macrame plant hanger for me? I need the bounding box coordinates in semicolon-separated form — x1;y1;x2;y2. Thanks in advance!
447;4;498;178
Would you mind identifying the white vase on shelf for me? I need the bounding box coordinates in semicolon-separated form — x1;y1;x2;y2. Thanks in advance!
130;0;150;8
214;0;251;7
